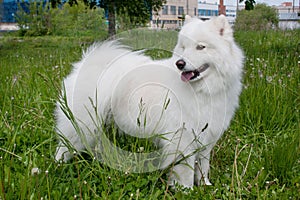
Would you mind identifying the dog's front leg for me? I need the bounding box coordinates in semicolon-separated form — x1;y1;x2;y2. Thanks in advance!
168;154;196;188
195;150;212;186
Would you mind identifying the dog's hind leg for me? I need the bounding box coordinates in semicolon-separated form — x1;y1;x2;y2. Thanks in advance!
55;135;86;162
55;145;72;162
54;119;88;162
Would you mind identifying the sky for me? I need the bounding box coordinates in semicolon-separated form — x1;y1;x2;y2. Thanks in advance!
205;0;300;6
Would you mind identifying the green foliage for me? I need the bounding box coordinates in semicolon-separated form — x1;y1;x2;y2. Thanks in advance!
15;0;107;37
115;9;134;32
100;0;165;25
16;0;52;36
50;2;107;37
239;0;256;10
99;0;166;36
263;131;300;185
117;0;162;26
235;3;279;31
0;29;299;198
234;29;300;188
49;0;61;8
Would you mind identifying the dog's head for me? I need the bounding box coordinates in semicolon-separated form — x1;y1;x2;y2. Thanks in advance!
172;15;243;94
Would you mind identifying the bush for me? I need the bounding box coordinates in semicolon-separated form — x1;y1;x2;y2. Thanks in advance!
235;3;279;31
50;2;107;37
16;0;52;36
16;0;107;37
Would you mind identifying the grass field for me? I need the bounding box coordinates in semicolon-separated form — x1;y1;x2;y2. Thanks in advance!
0;29;299;199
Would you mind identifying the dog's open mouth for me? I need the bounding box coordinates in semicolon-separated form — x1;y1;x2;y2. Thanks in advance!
181;63;210;82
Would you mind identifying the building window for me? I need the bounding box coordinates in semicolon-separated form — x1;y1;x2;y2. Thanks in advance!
198;9;219;17
198;9;205;16
178;6;184;15
170;6;176;15
162;5;168;15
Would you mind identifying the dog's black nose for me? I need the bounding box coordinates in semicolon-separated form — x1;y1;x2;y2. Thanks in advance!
176;59;186;70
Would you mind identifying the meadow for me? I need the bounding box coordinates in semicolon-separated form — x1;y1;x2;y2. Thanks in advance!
0;29;299;199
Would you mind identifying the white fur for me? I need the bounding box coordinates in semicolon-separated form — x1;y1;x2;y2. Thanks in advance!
55;15;244;188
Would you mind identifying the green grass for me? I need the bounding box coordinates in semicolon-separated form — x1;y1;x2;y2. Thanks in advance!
0;29;299;199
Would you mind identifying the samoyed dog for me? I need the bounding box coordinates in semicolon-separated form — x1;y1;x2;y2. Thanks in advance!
55;15;244;188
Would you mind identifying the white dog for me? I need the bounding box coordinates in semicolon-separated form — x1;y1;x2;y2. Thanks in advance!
55;15;244;188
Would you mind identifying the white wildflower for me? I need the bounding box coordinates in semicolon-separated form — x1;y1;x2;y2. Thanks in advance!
31;167;40;176
266;76;273;83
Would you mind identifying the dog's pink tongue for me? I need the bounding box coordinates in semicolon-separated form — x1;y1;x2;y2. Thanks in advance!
181;72;194;82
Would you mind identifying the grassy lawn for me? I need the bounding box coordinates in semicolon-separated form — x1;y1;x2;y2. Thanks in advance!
0;29;299;199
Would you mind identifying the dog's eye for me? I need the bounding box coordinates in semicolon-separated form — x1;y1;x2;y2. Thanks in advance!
196;45;205;50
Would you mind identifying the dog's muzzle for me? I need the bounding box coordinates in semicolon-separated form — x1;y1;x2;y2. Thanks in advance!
176;59;210;82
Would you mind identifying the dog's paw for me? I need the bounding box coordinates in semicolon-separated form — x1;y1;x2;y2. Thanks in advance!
204;178;212;186
55;147;72;162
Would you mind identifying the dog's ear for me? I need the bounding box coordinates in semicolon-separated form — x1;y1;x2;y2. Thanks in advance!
184;15;192;24
212;15;233;38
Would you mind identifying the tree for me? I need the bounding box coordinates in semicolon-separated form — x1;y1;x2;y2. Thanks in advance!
235;3;279;31
49;0;61;8
99;0;166;37
239;0;256;10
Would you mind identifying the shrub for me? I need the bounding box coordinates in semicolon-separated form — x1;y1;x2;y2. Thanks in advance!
235;3;279;31
16;0;52;36
50;2;107;37
15;0;107;37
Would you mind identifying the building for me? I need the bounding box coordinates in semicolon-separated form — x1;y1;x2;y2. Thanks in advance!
276;2;300;29
277;1;300;13
198;1;218;20
151;0;198;29
219;0;225;15
225;4;237;24
281;2;293;7
198;1;238;24
0;0;48;23
0;0;21;23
